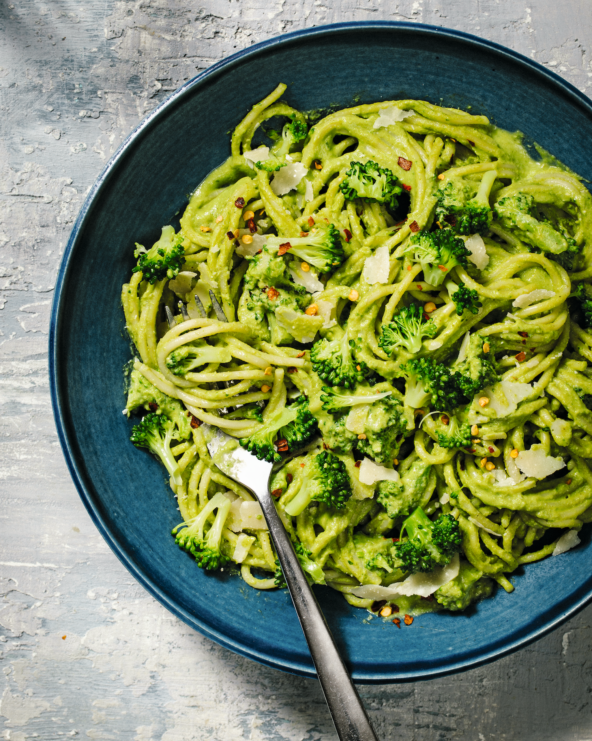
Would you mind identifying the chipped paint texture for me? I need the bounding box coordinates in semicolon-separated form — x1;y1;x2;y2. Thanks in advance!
2;1;592;739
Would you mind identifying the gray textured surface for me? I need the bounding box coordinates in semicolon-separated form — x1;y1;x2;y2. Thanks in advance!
2;1;592;739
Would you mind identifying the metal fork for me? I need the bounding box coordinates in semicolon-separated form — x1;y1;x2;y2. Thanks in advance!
205;425;378;741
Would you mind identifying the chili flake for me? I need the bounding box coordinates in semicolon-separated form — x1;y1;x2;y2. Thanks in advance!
247;218;257;234
271;488;283;498
398;156;412;171
402;184;412;192
403;614;414;626
515;351;527;363
288;367;298;374
409;221;420;233
278;242;292;256
296;351;305;358
343;228;352;242
190;416;201;429
518;331;529;338
354;460;361;468
200;225;211;233
276;438;289;452
234;197;245;208
371;600;387;613
287;473;293;483
267;287;279;300
393;618;401;628
308;216;315;227
148;402;159;411
314;160;323;170
226;231;234;240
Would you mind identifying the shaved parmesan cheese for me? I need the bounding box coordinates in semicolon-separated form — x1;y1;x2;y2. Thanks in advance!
315;298;337;329
275;306;323;344
482;380;533;417
304;179;314;203
362;244;390;284
358;458;400;486
373;106;414;129
226;499;244;533
552;529;581;557
270;162;308;196
440;492;450;505
233;533;256;563
346;405;370;434
244;145;270;167
465;234;489;270
352;554;459;599
516;448;565;479
551;418;572;444
290;263;324;293
492;469;520;486
168;271;196;296
456;331;471;364
469;517;502;536
512;289;555;308
236;232;267;257
240;501;268;530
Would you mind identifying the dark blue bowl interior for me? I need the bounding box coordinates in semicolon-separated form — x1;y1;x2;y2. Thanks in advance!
51;22;592;682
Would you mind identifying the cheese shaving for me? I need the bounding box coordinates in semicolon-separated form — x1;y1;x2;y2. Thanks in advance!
244;146;270;167
362;244;390;284
304;179;314;203
345;405;370;434
552;529;581;556
233;533;256;563
358;457;400;486
373;106;414;129
290;263;324;293
236;232;267;257
352;554;459;599
270;162;308;196
315;298;337;329
512;289;556;308
168;271;196;296
515;448;566;479
464;234;489;270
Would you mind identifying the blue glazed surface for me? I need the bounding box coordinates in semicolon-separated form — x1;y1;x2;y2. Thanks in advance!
50;22;592;683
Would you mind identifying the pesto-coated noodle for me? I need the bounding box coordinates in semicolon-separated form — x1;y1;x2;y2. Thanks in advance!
122;84;592;617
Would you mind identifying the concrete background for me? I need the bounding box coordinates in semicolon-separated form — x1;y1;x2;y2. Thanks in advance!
2;1;592;739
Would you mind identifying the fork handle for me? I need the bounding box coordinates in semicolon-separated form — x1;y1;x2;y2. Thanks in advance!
258;494;378;741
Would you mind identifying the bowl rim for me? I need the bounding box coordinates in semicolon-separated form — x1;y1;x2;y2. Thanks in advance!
49;20;592;683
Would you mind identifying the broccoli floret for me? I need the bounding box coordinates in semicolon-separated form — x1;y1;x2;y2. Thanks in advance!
494;192;574;255
434;560;494;611
436;170;496;235
274;542;325;588
284;451;352;516
450;284;483;316
405;229;471;286
165;341;232;375
270;118;309;161
355;397;408;466
266;224;345;273
340;160;403;212
130;412;185;486
311;331;374;389
172;492;231;570
244;249;305;294
377;457;432;520
453;334;498;397
435;415;473;448
402;357;468;411
125;369;192;438
317;412;358;453
379;303;437;355
395;507;462;573
132;225;185;284
570;283;592;328
240;398;318;463
320;386;393;414
354;533;399;575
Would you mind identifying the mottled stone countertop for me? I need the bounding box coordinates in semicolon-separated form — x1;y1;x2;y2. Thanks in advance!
2;2;592;739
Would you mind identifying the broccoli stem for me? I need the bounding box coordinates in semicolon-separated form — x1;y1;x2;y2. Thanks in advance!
285;480;313;517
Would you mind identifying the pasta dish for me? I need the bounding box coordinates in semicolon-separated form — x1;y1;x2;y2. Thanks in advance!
121;84;592;618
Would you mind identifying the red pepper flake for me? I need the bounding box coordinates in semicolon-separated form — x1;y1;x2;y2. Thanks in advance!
296;351;305;358
392;537;399;543
278;241;292;256
234;197;245;208
391;604;400;613
354;460;361;468
395;220;406;227
416;284;423;290
518;331;529;338
488;446;494;454
371;600;387;613
515;351;527;363
190;415;202;429
398;156;412;171
323;442;329;450
404;614;414;626
409;221;420;233
226;231;234;240
393;618;401;628
445;215;457;227
287;367;298;374
62;635;67;640
467;140;475;147
402;183;412;192
438;265;448;272
314;160;323;170
343;228;352;242
567;478;572;485
271;488;283;498
276;438;289;452
247;218;257;234
308;216;315;227
287;473;293;483
407;265;412;271
267;287;280;300
148;402;159;411
299;231;308;237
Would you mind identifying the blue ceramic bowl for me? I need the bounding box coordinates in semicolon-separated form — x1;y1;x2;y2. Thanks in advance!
50;22;592;682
